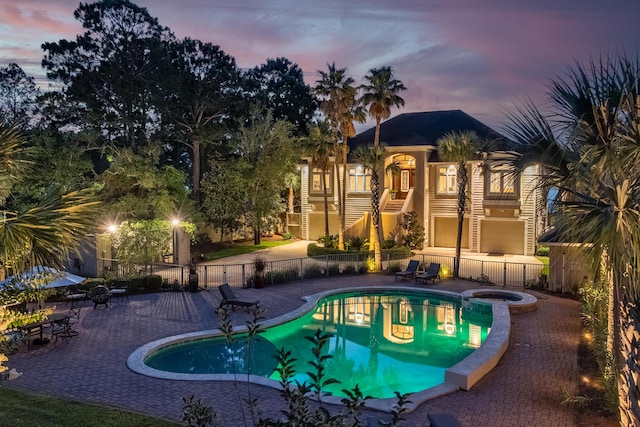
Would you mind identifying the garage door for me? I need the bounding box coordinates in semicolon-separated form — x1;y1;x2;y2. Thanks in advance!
480;220;525;255
434;217;469;248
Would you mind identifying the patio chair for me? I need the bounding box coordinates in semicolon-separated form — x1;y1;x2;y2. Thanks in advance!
415;263;441;284
395;260;419;280
218;284;260;311
109;279;129;300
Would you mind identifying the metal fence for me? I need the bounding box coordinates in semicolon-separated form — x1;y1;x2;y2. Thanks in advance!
98;252;544;290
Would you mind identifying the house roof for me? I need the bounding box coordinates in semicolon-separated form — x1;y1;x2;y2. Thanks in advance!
347;110;508;162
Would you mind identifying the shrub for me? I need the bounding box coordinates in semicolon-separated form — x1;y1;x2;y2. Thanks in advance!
382;238;397;250
345;235;369;251
401;211;425;250
282;231;292;240
536;246;550;256
307;243;342;257
342;264;357;275
145;275;163;290
128;276;145;292
265;268;299;285
383;246;412;260
317;234;339;249
303;264;324;279
387;261;403;274
79;278;104;292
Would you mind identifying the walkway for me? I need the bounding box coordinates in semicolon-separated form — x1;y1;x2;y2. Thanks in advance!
5;273;580;426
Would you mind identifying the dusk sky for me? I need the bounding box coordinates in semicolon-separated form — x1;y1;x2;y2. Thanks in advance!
1;0;638;131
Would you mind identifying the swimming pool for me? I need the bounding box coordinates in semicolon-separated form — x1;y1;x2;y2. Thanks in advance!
139;289;493;399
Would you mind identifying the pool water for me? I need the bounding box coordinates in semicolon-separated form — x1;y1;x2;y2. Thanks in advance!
145;290;492;398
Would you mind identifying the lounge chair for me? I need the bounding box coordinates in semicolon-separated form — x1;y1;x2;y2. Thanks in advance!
218;284;260;310
415;263;441;284
395;260;419;280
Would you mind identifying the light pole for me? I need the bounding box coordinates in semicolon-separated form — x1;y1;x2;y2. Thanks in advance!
172;219;180;265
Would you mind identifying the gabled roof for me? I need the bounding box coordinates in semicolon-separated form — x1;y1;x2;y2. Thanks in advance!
347;110;508;161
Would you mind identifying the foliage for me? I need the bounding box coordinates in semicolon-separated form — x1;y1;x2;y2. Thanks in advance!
41;0;174;151
401;211;425;250
382;238;397;250
201;159;247;240
0;63;41;129
264;268;300;285
580;280;619;412
536;246;550;256
305;119;334;237
387;261;403;274
145;275;163;290
98;148;191;221
345;235;369;251
234;110;300;245
247;57;316;137
317;234;339;249
182;395;217;427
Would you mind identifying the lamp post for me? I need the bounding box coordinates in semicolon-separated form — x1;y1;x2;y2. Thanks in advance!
172;219;180;265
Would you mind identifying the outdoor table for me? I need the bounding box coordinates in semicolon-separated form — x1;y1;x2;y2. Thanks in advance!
19;313;69;348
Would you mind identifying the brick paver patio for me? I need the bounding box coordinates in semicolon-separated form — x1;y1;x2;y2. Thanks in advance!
5;274;580;426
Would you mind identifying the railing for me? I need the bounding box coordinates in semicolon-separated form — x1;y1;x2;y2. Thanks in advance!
97;252;544;290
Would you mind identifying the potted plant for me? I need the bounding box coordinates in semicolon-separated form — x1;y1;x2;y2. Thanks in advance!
253;257;267;288
390;189;397;200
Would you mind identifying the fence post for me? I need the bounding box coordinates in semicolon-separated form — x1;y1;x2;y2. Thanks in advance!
299;258;303;280
326;255;329;278
503;261;507;288
181;266;185;285
223;264;227;285
522;264;526;288
203;265;207;289
242;264;246;288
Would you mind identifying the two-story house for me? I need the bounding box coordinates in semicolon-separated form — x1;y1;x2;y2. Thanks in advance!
293;110;544;256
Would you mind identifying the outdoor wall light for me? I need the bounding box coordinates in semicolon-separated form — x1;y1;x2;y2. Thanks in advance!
171;218;180;227
107;224;118;233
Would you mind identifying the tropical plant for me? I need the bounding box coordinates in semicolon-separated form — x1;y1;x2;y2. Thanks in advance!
359;66;406;269
437;130;483;277
504;52;640;421
315;63;363;250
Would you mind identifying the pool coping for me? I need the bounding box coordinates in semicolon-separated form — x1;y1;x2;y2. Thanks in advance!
127;286;515;413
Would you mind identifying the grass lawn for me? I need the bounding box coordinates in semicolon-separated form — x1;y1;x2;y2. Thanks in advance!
0;387;180;427
202;238;296;261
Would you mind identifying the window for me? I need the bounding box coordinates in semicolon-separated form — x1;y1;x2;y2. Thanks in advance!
311;168;330;193
486;165;517;198
437;165;457;194
348;166;370;192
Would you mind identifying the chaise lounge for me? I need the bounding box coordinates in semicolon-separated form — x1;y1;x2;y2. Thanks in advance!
395;260;420;281
218;284;260;310
415;263;441;284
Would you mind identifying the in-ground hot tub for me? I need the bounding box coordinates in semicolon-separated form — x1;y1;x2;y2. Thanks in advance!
460;289;537;314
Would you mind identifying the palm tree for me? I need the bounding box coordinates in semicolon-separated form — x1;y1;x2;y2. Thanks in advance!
437;130;482;277
359;66;406;268
306;120;334;237
0;124;100;278
354;143;387;269
504;53;640;422
360;66;406;148
315;63;359;250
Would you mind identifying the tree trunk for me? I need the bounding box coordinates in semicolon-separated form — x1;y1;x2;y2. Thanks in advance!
336;159;344;250
322;168;329;237
370;170;382;270
341;139;348;251
454;164;468;278
193;140;200;198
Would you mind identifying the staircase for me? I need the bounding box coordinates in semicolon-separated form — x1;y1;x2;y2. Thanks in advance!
384;199;405;212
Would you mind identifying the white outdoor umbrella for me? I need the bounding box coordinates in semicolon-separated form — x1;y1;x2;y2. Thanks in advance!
0;266;86;289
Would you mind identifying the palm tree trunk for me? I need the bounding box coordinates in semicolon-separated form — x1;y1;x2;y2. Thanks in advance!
335;145;344;250
370;170;382;270
322;169;330;237
454;165;468;278
341;140;348;250
193;140;200;198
